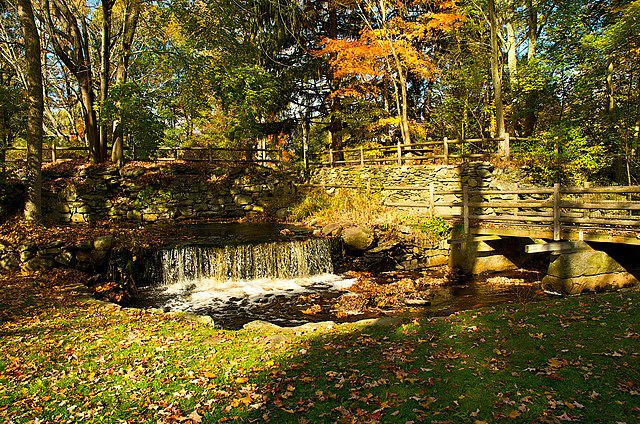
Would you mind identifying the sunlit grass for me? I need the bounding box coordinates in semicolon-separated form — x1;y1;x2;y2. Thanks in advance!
1;269;638;423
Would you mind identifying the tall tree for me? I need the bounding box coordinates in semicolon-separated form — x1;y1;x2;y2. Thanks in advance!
43;0;101;161
111;0;140;167
16;0;43;222
488;0;505;138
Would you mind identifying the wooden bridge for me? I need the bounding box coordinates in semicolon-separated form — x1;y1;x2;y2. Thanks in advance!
309;182;640;246
386;183;640;246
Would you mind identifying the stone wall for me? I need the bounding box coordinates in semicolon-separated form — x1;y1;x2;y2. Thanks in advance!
0;235;116;274
310;162;494;191
309;162;533;215
42;164;295;223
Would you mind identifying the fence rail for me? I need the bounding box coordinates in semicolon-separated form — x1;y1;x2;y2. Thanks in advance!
0;145;282;166
309;134;520;167
2;133;523;168
304;182;640;242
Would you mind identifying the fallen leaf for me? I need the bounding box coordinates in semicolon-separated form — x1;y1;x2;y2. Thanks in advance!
508;410;521;419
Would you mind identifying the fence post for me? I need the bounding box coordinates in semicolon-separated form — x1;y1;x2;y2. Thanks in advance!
360;146;364;166
501;132;510;160
51;142;57;163
463;185;469;234
443;137;449;165
583;181;590;219
329;149;334;167
396;141;402;165
429;182;435;219
553;183;561;241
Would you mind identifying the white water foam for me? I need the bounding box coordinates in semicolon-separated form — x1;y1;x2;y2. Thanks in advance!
159;273;356;313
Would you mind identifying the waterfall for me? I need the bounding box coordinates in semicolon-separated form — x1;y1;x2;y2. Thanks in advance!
159;237;335;290
130;234;355;328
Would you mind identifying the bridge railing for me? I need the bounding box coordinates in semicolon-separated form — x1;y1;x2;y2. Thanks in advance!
305;182;640;240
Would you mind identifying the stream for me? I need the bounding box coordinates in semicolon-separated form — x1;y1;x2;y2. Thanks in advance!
126;223;545;330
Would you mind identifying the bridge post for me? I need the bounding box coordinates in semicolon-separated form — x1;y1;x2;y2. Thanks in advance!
463;185;469;234
583;181;590;219
553;183;560;240
360;146;364;166
396;141;402;165
329;149;334;167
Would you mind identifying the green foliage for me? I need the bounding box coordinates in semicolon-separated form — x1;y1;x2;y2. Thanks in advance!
0;76;27;147
288;189;331;222
513;125;610;185
413;216;450;239
106;82;165;160
213;65;284;141
134;186;171;207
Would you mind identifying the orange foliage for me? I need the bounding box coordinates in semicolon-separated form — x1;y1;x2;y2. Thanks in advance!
315;36;387;81
315;0;464;99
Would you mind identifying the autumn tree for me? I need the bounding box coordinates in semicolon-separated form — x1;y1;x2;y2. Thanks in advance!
42;0;141;163
316;0;463;147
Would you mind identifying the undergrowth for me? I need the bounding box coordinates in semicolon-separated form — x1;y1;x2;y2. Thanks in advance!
289;187;452;246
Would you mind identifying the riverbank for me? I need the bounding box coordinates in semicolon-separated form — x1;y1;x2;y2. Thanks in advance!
1;266;638;423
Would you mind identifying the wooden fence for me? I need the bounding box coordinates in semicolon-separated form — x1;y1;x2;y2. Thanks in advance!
2;133;522;168
304;182;640;242
309;134;522;167
0;145;282;166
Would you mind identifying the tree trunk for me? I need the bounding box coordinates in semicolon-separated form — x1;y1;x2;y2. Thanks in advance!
16;0;43;222
506;21;518;85
606;61;615;114
378;0;411;146
79;74;100;161
111;0;140;167
489;0;505;138
44;0;103;162
327;0;344;161
398;67;411;146
99;0;114;163
526;0;537;60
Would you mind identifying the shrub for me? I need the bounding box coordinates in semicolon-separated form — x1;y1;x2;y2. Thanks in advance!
513;125;609;185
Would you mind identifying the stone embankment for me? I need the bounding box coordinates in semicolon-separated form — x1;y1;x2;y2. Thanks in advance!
0;233;137;302
42;163;294;224
0;234;115;274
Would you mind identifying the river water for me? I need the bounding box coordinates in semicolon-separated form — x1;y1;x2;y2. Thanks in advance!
127;223;544;329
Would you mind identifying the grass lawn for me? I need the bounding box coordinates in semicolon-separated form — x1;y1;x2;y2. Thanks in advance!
1;268;638;423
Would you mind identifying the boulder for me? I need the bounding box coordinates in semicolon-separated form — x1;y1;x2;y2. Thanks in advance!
542;249;638;294
233;194;253;206
322;223;342;237
24;257;54;272
94;235;115;251
341;226;375;252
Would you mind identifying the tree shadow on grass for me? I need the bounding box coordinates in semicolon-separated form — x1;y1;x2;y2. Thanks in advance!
227;294;640;424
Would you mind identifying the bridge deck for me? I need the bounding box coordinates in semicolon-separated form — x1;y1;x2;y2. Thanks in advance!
468;224;640;246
